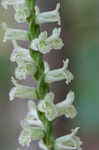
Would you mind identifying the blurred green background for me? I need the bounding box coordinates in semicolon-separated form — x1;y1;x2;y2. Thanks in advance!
0;0;99;150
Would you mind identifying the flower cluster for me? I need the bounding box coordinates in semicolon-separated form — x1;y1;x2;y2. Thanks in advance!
2;0;82;150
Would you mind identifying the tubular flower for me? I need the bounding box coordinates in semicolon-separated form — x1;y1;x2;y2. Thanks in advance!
56;91;77;119
38;92;58;121
9;77;37;101
31;28;64;54
13;4;30;23
38;91;77;121
45;59;74;85
2;23;28;42
10;43;32;64
55;127;82;150
19;120;45;147
10;42;37;80
15;62;37;80
25;100;43;127
1;0;25;9
35;3;61;25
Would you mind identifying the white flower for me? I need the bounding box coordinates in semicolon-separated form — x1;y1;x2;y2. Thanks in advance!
45;59;74;85
38;92;58;121
14;3;30;23
55;127;82;150
31;31;50;54
2;23;28;42
1;0;25;9
10;42;37;80
56;91;77;119
10;47;32;64
19;120;45;147
19;125;32;147
31;28;63;54
9;77;37;101
25;100;43;127
15;62;37;80
38;91;77;121
47;28;64;50
35;3;61;25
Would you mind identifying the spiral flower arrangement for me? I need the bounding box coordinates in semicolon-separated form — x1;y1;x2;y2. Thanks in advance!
2;0;83;150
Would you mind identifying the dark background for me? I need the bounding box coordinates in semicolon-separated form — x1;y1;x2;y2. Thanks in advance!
0;0;99;149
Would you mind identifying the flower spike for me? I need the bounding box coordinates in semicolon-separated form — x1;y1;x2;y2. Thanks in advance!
1;0;83;149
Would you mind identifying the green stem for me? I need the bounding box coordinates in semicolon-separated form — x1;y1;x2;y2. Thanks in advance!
26;0;55;149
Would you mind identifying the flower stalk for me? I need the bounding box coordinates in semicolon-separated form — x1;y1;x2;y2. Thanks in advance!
2;0;83;150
